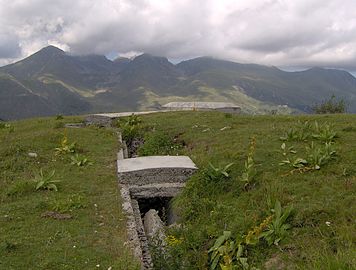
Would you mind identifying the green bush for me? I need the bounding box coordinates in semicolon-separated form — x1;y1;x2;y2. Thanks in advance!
137;131;182;156
312;95;347;114
117;114;143;144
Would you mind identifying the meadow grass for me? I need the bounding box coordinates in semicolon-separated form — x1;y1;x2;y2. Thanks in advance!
137;111;356;269
0;116;139;270
1;112;355;269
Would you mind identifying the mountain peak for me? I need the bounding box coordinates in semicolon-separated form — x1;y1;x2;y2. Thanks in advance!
40;45;64;53
133;53;169;63
38;45;65;55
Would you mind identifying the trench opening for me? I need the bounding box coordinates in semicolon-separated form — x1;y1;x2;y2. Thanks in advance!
137;197;174;225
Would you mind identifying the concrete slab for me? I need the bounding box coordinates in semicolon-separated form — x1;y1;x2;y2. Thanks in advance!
162;102;241;113
118;156;197;172
85;111;171;126
118;156;197;185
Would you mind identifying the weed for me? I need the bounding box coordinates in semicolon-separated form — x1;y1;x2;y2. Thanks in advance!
55;115;64;120
280;143;297;156
51;194;86;213
55;129;76;155
312;122;337;143
209;218;277;270
306;142;337;170
280;142;336;171
245;215;274;245
34;169;60;191
260;200;293;246
240;137;257;188
279;144;308;169
205;162;234;182
70;154;92;166
209;231;251;270
280;121;312;141
0;122;14;132
46;230;71;246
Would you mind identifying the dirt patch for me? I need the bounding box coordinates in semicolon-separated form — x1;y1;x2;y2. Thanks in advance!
264;253;286;270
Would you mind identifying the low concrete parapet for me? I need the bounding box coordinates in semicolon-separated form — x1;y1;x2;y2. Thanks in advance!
85;111;166;127
117;156;197;186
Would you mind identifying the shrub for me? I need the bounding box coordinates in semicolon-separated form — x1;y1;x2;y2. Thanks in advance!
137;131;182;156
118;114;143;145
312;95;347;114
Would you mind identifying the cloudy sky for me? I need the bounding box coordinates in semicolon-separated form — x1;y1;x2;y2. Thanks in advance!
1;0;356;72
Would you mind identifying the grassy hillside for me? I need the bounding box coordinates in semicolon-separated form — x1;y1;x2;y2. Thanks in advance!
0;117;139;269
1;112;355;269
134;112;356;269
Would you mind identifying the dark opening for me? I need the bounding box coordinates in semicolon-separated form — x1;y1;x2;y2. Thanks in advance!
137;197;172;224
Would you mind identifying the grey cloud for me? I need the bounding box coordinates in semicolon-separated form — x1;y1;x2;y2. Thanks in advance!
1;0;356;70
0;33;21;58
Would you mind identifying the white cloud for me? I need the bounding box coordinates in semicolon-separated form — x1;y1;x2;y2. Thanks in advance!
0;0;356;70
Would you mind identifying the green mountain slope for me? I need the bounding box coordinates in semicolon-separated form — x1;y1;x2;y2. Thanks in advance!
1;46;356;120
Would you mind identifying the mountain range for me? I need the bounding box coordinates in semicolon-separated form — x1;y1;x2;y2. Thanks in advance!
1;45;356;120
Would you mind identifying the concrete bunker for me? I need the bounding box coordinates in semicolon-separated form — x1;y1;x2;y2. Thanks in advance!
118;155;198;269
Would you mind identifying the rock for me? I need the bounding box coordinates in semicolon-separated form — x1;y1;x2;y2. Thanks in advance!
143;209;166;245
28;152;38;158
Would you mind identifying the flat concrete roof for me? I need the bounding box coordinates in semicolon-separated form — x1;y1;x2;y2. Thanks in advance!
162;102;240;109
117;156;197;173
92;111;164;119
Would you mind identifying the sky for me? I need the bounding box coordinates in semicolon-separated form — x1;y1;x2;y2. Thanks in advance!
1;0;356;73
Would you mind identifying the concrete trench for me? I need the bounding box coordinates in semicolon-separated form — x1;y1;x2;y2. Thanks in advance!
110;118;197;269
